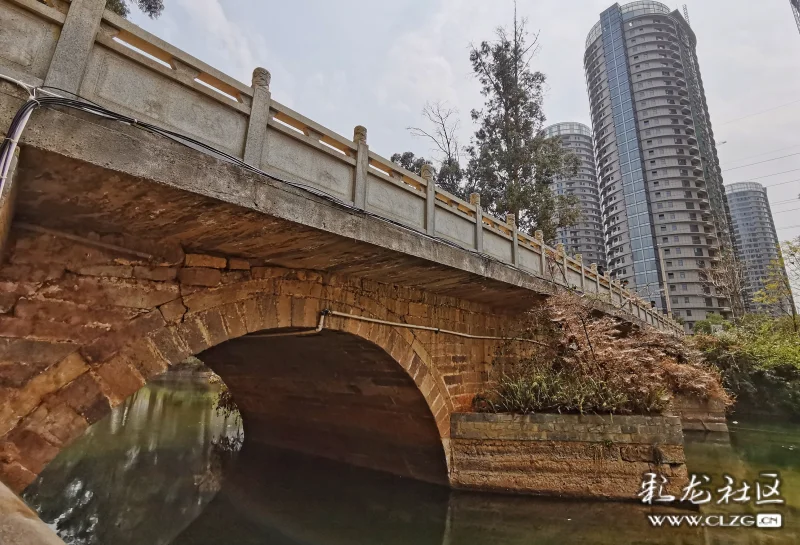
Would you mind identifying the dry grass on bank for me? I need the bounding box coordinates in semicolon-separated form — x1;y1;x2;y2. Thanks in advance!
474;292;731;415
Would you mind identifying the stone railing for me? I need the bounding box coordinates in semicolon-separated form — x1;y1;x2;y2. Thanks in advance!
0;0;682;333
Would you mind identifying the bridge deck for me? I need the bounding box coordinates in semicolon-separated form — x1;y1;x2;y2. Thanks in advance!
0;0;679;332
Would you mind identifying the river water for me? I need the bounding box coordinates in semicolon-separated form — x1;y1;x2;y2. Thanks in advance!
22;374;799;545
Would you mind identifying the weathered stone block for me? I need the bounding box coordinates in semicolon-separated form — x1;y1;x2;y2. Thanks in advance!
80;310;166;364
178;267;222;287
149;327;191;366
93;358;145;405
133;266;178;282
41;275;180;309
71;265;134;278
228;258;251;270
184;254;227;269
158;299;187;323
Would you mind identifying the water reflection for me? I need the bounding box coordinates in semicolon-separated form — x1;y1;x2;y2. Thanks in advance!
23;375;241;545
22;374;800;545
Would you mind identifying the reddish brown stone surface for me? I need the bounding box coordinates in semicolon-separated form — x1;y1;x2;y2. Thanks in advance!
0;227;523;492
668;395;729;433
0;226;682;499
450;413;688;500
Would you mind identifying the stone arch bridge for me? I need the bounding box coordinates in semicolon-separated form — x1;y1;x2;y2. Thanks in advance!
0;0;685;498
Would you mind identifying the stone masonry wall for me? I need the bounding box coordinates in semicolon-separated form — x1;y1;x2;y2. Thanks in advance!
450;413;688;500
669;395;729;433
0;225;529;492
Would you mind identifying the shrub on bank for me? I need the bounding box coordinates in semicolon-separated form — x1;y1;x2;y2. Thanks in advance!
690;314;800;421
474;292;730;415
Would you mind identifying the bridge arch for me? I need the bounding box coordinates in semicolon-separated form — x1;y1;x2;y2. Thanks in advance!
0;275;456;492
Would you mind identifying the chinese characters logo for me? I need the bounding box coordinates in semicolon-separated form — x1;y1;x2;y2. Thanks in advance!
639;472;785;506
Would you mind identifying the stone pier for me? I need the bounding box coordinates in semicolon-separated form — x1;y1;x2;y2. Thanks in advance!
450;413;688;499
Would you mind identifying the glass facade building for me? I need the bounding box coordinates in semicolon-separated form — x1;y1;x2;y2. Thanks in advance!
584;1;733;331
543;122;606;270
725;182;787;314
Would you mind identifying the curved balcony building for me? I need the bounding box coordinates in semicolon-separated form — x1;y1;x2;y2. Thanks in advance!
543;122;606;270
725;182;788;315
584;1;733;331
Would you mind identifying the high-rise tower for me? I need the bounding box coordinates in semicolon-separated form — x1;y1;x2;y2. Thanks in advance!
584;1;733;331
725;182;788;314
543;122;606;271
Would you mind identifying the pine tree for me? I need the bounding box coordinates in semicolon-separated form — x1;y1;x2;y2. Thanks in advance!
106;0;164;19
465;8;580;242
389;152;432;177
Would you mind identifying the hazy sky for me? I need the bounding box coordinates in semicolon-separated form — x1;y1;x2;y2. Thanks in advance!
129;0;800;240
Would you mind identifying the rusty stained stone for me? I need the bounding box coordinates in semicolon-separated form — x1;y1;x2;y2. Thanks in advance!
149;327;192;367
69;265;134;278
13;297;140;325
3;429;59;476
37;274;180;309
181;280;274;314
92;357;146;406
79;310;166;364
133;266;178;282
55;372;112;424
0;453;37;492
158;299;187;323
14;396;88;448
227;258;251;270
0;352;88;438
184;253;227;269
178;267;222;287
0;340;78;388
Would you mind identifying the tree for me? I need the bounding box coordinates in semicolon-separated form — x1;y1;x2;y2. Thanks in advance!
464;7;580;241
700;250;747;320
754;244;799;332
389;151;432;177
408;102;465;198
106;0;164;18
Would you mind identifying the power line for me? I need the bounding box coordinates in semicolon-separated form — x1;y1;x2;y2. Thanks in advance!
730;168;800;184
763;177;800;188
770;197;800;206
722;152;800;172
722;142;800;166
774;206;800;214
717;97;800;127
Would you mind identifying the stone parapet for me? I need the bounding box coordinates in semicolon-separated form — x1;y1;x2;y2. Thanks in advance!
450;412;687;500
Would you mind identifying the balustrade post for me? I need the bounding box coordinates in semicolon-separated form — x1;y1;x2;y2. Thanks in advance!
506;213;518;266
604;272;613;304
470;193;483;253
575;254;585;292
591;263;600;293
422;164;435;236
352;126;369;208
535;230;546;276
244;67;272;167
45;0;107;94
556;244;565;285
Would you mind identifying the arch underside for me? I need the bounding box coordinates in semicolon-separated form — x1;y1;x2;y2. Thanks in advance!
200;329;448;485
